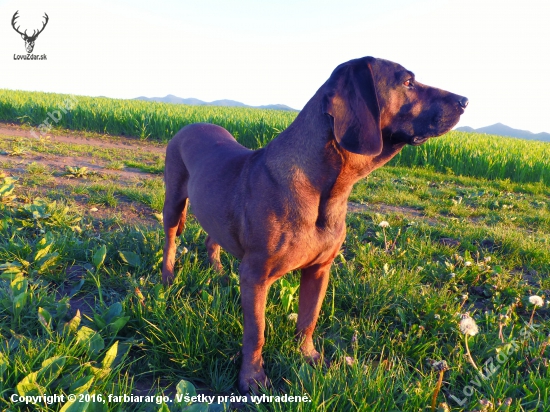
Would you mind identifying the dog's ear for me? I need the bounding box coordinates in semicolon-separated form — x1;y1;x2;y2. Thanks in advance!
322;57;382;155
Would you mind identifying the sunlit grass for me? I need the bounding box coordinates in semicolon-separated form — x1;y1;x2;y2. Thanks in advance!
2;158;550;410
391;131;550;185
1;93;550;410
0;89;296;148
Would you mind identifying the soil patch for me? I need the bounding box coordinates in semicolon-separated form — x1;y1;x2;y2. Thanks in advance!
348;201;439;224
1;152;158;181
0;122;166;153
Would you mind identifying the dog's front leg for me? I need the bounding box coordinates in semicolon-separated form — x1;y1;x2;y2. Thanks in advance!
296;262;332;364
238;258;273;394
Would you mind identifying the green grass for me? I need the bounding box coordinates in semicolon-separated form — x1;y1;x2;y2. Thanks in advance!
0;89;296;148
391;131;550;185
1;94;550;410
2;135;550;411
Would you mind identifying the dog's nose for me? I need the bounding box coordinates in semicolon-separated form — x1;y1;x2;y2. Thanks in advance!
458;97;469;109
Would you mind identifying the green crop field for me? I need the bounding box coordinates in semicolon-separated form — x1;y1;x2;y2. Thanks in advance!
2;89;550;185
1;91;549;411
391;132;550;185
0;89;296;149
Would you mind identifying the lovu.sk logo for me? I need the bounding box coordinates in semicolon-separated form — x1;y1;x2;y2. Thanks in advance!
12;11;49;60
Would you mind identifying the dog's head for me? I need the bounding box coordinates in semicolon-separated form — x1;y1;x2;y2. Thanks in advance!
322;56;468;155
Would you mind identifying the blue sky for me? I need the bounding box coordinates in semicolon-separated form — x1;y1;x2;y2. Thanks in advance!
1;0;550;133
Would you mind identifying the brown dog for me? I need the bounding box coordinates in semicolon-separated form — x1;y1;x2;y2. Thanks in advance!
162;56;468;393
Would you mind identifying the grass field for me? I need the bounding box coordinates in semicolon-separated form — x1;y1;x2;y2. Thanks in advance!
0;89;296;149
1;100;550;411
2;89;550;186
391;132;550;185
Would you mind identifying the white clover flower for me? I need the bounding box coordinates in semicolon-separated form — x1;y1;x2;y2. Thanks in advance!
450;273;456;278
464;261;473;267
430;359;449;371
345;356;355;366
459;314;479;336
287;313;298;322
434;314;441;319
379;221;390;228
529;295;544;307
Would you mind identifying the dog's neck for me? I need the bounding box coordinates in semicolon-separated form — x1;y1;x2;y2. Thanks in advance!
264;92;406;195
262;91;406;227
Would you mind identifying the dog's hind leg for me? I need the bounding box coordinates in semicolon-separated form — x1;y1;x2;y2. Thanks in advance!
162;148;189;286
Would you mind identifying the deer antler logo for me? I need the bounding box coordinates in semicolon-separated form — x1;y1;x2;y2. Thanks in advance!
12;11;49;54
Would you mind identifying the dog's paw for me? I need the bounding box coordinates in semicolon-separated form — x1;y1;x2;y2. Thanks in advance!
212;261;224;274
162;273;174;287
303;349;321;364
218;274;231;287
238;368;271;395
302;348;330;367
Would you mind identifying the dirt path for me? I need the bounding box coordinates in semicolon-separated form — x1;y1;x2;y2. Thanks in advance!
348;201;438;224
0;122;166;154
1;123;164;227
1;122;436;227
2;152;157;182
349;201;423;217
1;122;164;182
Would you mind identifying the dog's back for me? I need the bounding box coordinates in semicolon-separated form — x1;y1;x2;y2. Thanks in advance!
164;123;255;258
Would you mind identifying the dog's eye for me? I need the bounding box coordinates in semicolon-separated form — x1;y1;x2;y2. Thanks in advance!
403;79;412;87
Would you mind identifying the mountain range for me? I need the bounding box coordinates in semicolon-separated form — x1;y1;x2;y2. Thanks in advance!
456;123;550;142
133;96;549;142
134;95;298;112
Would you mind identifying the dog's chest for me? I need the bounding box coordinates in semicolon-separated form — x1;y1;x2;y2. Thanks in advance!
286;212;347;267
